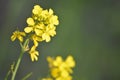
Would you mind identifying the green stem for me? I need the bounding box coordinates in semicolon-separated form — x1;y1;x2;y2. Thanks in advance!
4;69;11;80
11;39;29;80
21;72;32;80
11;48;25;80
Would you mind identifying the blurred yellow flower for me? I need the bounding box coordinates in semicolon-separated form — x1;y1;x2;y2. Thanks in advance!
42;77;53;80
51;68;60;78
45;55;75;80
53;56;63;67
56;75;72;80
65;55;76;68
47;56;54;67
11;30;26;42
29;45;39;61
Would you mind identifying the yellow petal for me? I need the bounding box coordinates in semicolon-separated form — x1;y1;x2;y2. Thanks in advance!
18;36;23;42
46;36;50;42
49;9;53;15
65;55;75;67
20;32;26;36
24;27;33;33
32;5;42;15
31;45;36;51
30;54;34;61
35;28;42;35
47;56;53;63
53;56;63;66
34;5;42;10
35;51;39;56
27;18;35;26
32;54;37;61
32;9;39;15
49;30;56;37
56;56;63;62
51;68;59;78
11;35;16;41
37;37;43;42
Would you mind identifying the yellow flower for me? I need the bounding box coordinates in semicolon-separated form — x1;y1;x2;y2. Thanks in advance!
32;5;43;15
47;9;59;25
48;9;53;15
29;45;39;61
46;55;75;80
24;4;59;43
41;10;49;19
42;25;56;42
11;30;26;42
49;15;59;26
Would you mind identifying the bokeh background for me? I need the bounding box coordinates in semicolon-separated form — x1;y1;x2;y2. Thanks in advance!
0;0;120;80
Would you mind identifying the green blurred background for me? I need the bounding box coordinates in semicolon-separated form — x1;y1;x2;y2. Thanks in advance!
0;0;120;80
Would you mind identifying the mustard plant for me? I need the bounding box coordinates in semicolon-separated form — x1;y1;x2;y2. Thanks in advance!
5;4;59;80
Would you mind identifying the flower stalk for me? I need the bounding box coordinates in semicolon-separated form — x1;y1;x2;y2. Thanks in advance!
11;39;29;80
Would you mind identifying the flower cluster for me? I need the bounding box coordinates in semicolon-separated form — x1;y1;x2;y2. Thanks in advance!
24;5;59;43
11;5;59;61
11;30;26;42
42;55;75;80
